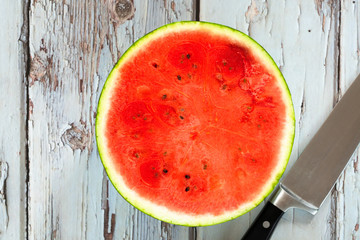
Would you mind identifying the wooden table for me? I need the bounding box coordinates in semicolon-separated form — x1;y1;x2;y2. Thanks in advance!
1;0;359;239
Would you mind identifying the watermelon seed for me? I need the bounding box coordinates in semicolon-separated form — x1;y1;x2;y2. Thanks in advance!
163;169;168;174
152;63;159;68
221;84;228;90
238;147;242;151
257;124;261;128
185;174;190;179
179;115;184;120
185;187;190;192
187;73;192;79
222;60;227;66
163;151;167;156
135;153;140;158
162;94;167;100
229;67;233;70
186;53;191;59
180;108;185;112
192;64;197;69
177;75;182;81
203;164;208;170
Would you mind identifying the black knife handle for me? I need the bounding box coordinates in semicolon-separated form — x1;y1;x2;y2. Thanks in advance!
241;202;284;240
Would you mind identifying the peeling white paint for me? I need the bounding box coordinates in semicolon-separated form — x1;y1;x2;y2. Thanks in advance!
3;0;359;239
0;162;8;235
0;1;27;239
200;0;359;239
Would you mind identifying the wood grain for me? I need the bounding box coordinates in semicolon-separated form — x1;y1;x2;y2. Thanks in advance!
0;1;28;239
3;0;359;239
28;0;194;239
200;0;358;239
334;1;360;240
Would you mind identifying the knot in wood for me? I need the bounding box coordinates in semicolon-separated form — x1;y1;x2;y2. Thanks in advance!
115;0;133;19
109;0;134;26
61;123;89;151
29;53;47;82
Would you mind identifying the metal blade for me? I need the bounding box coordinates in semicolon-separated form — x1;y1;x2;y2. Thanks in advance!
281;74;360;210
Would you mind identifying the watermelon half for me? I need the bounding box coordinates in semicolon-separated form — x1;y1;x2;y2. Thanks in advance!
96;21;295;226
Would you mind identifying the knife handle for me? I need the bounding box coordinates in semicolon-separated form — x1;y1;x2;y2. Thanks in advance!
241;202;284;240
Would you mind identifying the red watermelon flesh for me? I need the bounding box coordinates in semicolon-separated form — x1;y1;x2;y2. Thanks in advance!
96;22;294;226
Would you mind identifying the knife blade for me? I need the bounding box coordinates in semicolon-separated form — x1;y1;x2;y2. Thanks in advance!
242;74;360;240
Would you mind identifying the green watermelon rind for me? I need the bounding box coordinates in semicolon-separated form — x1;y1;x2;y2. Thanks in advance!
96;21;295;226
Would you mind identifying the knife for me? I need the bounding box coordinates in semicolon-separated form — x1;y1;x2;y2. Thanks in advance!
242;74;360;240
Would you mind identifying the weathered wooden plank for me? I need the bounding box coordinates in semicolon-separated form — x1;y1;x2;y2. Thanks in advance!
199;0;342;239
335;1;360;240
28;0;194;239
0;1;28;239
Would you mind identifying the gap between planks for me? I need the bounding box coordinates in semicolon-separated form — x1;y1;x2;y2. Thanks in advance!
21;0;31;239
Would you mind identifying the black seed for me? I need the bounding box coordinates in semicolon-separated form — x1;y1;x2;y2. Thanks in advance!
135;153;140;158
162;94;167;100
186;53;191;59
163;169;168;173
179;115;184;120
221;84;228;90
185;187;190;192
152;63;159;68
203;164;207;170
163;151;167;156
185;174;190;179
177;75;182;80
308;29;311;32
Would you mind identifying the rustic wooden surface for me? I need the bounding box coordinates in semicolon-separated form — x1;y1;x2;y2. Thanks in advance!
1;0;359;239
